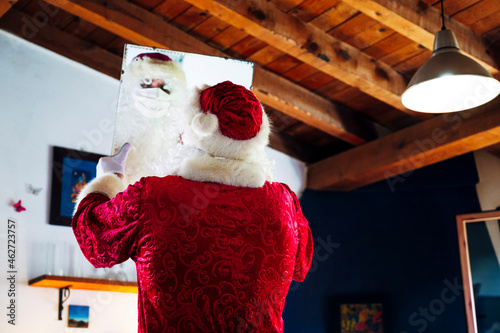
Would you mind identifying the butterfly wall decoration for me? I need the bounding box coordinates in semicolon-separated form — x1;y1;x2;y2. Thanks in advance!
27;184;42;195
13;200;26;212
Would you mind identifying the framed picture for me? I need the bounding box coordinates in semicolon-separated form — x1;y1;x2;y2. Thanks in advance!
333;295;390;333
49;146;103;226
67;305;90;328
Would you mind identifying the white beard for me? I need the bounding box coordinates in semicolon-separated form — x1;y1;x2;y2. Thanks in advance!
132;88;173;119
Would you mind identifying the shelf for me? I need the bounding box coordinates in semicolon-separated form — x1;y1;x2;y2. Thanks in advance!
28;275;138;293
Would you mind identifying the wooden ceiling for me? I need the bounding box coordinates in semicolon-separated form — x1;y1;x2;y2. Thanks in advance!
2;0;500;191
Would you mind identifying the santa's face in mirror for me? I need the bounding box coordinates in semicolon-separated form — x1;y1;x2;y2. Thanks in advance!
140;78;170;93
132;78;176;119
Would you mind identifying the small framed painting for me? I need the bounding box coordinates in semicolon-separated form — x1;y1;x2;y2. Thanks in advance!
49;146;103;226
68;305;90;328
334;295;390;333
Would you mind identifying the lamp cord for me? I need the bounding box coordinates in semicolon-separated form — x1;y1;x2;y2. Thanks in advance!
440;0;446;30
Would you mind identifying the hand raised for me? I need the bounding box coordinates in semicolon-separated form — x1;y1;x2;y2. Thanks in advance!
96;143;131;178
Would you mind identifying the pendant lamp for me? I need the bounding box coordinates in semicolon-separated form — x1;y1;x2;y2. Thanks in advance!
401;0;500;113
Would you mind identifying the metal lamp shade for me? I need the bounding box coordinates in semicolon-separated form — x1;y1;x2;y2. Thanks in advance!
401;30;500;113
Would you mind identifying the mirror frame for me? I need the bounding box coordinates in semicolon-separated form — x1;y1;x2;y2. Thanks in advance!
456;210;500;333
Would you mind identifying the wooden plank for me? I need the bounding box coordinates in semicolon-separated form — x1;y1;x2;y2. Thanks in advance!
229;35;267;58
290;0;341;22
105;36;128;56
152;0;190;21
342;0;499;75
379;42;427;67
283;63;318;82
438;0;480;17
452;0;500;26
307;95;500;191
308;1;358;31
267;109;350;163
172;4;209;31
181;0;420;117
245;45;285;65
272;0;303;12
344;20;395;50
133;0;163;11
353;99;418;131
328;12;369;41
394;50;433;79
42;0;380;145
190;15;229;42
22;0;73;29
285;122;341;147
470;10;500;34
208;25;247;50
330;86;364;104
316;79;350;98
299;71;334;90
0;7;122;79
268;130;320;163
363;32;413;59
266;54;302;74
29;275;138;293
84;26;117;47
63;16;98;39
0;0;18;18
254;65;386;144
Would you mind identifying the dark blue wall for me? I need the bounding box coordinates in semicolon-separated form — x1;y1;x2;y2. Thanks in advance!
283;153;481;333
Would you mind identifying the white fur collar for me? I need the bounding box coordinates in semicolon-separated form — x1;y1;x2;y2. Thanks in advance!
178;154;268;188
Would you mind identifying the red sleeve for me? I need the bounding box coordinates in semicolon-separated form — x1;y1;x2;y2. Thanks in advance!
72;180;144;268
291;191;314;282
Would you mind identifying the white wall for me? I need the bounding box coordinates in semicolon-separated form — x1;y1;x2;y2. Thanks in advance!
474;150;500;296
0;29;138;333
475;150;500;211
0;29;306;332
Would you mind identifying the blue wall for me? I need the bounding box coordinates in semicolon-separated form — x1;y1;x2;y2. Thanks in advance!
283;153;481;333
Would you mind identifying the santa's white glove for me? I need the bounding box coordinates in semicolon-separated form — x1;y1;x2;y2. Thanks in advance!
96;143;131;179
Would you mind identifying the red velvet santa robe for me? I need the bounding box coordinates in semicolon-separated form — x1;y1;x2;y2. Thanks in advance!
73;175;313;333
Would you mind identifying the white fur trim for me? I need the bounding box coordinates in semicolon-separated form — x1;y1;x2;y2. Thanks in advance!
178;155;267;188
182;85;271;161
191;113;219;137
128;58;186;86
73;173;126;214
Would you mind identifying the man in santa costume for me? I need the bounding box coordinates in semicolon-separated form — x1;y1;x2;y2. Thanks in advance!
73;81;313;332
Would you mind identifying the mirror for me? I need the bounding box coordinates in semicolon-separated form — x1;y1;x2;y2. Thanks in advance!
456;211;500;333
113;44;255;183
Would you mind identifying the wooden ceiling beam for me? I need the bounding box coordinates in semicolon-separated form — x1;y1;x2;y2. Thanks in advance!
342;0;499;75
181;0;429;119
253;66;388;145
307;96;500;191
0;7;122;78
269;131;325;164
42;0;383;146
0;1;18;18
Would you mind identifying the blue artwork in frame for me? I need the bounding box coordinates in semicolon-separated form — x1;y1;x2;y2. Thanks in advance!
49;146;103;226
68;305;90;328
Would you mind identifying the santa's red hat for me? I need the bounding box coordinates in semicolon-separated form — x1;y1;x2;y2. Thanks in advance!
187;81;270;159
199;81;263;140
127;52;186;85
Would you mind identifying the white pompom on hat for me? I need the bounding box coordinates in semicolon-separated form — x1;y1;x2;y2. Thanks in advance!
187;81;271;160
179;81;274;187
